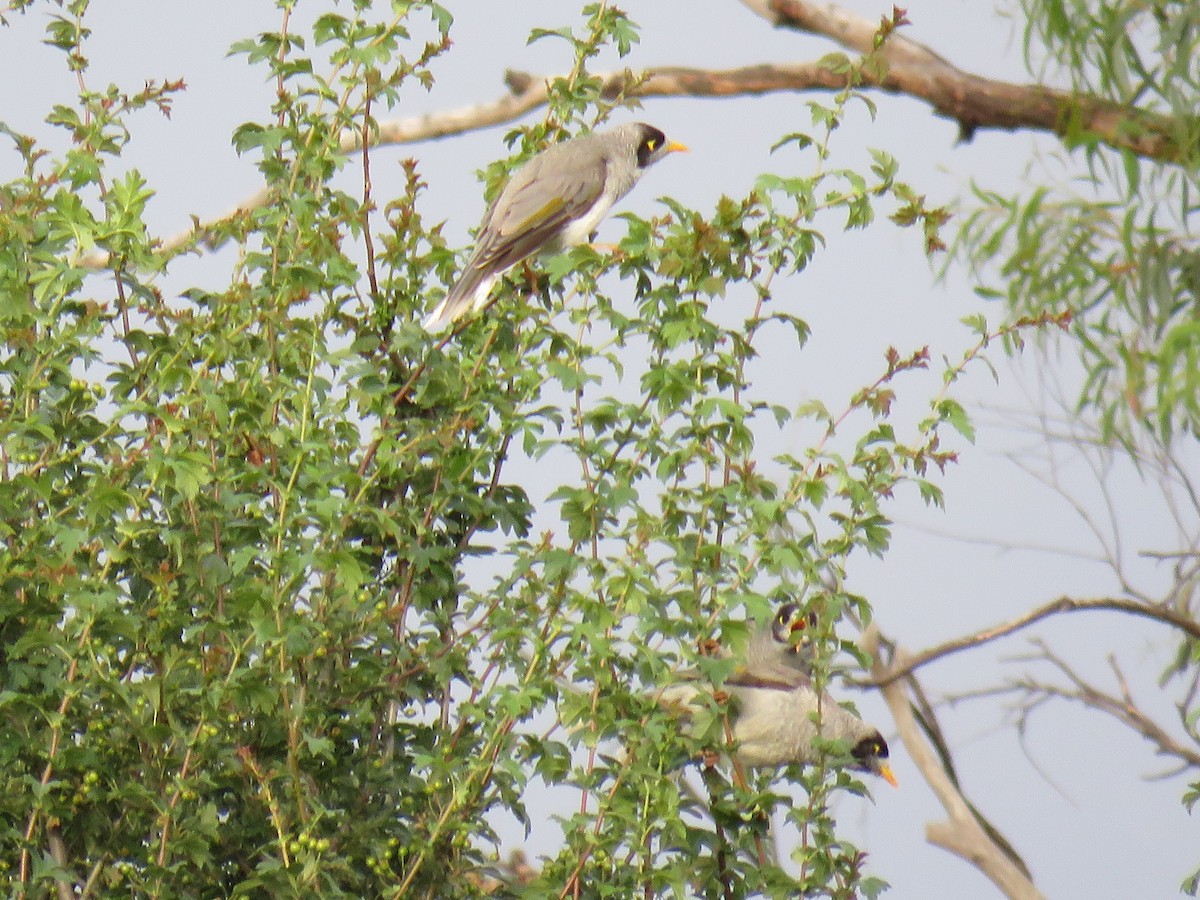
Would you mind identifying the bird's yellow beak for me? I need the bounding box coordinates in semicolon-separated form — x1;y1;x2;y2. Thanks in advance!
666;141;689;154
878;763;899;788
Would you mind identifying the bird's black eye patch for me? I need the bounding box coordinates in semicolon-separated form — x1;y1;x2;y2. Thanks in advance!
637;126;667;167
852;734;890;763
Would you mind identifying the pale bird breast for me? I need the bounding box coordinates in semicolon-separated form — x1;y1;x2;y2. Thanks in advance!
556;193;618;247
731;684;821;768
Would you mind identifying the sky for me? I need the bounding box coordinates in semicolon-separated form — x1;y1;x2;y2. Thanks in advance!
2;1;1195;897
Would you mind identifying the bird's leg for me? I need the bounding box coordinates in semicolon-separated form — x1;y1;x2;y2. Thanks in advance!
515;260;552;312
584;230;623;256
518;259;539;290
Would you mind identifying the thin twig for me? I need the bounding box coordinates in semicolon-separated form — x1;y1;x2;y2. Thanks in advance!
864;595;1200;687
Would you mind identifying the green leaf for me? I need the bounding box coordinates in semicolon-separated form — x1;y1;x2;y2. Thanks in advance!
936;398;975;442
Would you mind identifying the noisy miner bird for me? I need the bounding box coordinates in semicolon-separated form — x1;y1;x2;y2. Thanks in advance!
660;604;898;786
422;122;687;330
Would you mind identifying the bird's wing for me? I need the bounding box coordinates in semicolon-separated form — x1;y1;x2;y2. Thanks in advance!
469;149;608;273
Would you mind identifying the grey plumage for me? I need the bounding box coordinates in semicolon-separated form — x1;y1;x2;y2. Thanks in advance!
423;122;686;330
661;605;897;785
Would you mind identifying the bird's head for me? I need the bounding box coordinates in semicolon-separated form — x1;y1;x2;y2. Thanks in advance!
852;731;899;788
630;122;688;169
770;602;816;649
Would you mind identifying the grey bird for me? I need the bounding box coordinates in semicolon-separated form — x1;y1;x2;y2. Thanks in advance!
423;122;687;330
660;604;898;786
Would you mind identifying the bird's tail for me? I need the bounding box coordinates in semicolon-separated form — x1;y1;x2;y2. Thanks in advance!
422;265;495;331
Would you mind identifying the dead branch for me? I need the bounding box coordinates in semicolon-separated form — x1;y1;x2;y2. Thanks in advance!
73;59;913;271
1003;640;1200;771
862;595;1200;687
78;0;1197;272
84;62;853;271
739;0;1194;162
77;77;553;270
864;628;1046;900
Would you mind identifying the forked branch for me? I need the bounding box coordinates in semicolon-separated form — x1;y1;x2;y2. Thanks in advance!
865;629;1046;900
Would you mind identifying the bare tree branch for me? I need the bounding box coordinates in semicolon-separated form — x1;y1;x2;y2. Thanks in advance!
902;673;1034;879
74;59;907;270
739;0;1194;162
79;0;1197;273
863;595;1200;687
864;628;1046;900
1002;641;1200;771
